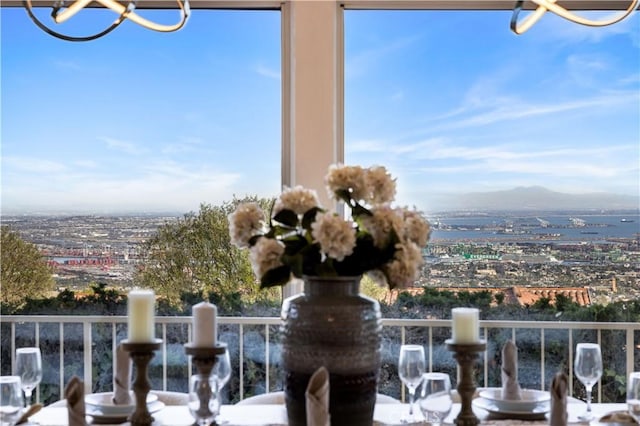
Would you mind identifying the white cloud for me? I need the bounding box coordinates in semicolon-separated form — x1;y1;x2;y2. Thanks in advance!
346;34;421;79
100;137;145;155
2;156;67;173
255;64;280;80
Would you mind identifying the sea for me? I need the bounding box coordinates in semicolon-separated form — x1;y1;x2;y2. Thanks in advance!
428;213;640;243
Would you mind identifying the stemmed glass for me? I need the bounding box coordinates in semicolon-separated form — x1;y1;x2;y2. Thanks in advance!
15;348;42;407
627;371;640;422
188;374;220;426
574;342;603;421
212;349;231;424
398;344;425;423
0;376;24;426
418;372;452;426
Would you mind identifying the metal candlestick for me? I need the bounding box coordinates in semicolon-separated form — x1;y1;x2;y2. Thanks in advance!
122;338;162;426
446;339;487;426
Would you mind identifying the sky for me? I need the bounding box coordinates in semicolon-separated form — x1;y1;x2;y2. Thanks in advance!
1;6;639;215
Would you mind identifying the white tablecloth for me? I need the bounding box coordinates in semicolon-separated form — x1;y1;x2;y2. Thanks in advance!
28;401;629;425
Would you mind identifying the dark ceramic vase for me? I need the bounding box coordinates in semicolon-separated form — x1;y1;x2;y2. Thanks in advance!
280;275;382;426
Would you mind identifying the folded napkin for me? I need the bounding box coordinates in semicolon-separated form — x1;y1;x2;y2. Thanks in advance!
600;411;639;424
65;376;87;426
501;340;522;400
112;342;132;405
549;372;568;426
306;367;330;426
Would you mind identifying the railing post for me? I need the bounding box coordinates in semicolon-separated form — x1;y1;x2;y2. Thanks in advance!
627;327;634;383
83;321;92;394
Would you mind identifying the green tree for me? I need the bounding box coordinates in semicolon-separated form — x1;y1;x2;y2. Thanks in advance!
0;226;55;309
135;197;278;311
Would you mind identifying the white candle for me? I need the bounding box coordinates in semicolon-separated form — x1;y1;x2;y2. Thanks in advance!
192;302;218;347
127;289;156;342
451;307;480;344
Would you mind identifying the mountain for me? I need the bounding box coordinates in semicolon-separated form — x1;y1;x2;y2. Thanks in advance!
440;186;639;212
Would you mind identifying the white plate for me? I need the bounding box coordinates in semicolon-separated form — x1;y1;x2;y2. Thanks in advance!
85;392;158;416
473;397;549;420
478;388;550;412
87;400;164;423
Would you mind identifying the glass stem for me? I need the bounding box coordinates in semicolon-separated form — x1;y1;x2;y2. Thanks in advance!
408;388;415;416
24;389;32;407
586;386;593;414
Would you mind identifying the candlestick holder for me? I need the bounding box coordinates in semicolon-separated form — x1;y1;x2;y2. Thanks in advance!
122;338;162;426
184;342;227;376
185;343;227;426
446;339;487;426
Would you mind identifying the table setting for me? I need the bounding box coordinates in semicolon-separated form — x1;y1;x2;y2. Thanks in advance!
3;294;640;426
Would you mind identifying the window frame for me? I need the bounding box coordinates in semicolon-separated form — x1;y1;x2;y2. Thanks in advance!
2;0;634;297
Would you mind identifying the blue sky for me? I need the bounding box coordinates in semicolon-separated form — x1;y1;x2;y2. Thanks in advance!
2;7;639;215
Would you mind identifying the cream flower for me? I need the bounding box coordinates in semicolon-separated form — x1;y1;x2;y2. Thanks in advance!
311;212;356;261
249;237;285;278
402;209;431;248
274;185;321;216
228;202;265;248
325;164;368;201
383;241;424;289
362;205;404;249
364;166;396;205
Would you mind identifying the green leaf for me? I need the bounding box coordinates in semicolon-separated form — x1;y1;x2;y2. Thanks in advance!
247;235;262;247
334;189;352;205
352;202;373;218
268;224;295;238
301;207;323;232
260;265;291;288
273;209;299;227
282;234;308;255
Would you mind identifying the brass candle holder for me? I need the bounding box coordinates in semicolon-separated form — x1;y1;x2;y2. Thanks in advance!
446;339;487;426
122;338;163;426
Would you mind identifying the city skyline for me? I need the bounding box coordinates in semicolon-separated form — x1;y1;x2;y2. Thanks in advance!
2;7;639;215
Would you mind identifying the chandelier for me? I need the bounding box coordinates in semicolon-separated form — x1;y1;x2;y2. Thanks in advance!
24;0;190;42
511;0;639;34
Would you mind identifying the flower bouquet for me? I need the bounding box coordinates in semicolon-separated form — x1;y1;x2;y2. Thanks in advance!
228;164;431;290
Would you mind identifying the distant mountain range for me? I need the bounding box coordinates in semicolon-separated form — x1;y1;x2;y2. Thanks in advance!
435;186;640;212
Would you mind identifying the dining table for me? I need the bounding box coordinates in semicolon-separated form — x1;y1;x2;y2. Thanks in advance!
27;399;631;425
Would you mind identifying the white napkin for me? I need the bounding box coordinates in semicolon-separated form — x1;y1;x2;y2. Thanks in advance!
549;372;568;426
501;340;522;400
305;367;330;426
112;342;132;405
65;376;87;426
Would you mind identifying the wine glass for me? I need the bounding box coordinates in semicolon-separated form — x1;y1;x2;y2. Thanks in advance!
627;371;640;422
212;349;231;424
15;348;42;407
188;374;220;426
574;342;603;421
418;372;452;426
0;376;23;426
398;344;425;423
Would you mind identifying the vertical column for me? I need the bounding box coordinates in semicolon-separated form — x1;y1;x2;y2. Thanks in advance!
281;0;344;299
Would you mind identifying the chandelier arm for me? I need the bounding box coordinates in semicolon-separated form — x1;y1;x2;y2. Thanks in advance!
534;0;639;27
510;0;551;34
24;0;130;42
52;0;97;23
98;0;190;32
511;0;639;34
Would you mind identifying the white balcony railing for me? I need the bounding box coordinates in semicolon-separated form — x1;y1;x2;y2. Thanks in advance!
1;316;638;405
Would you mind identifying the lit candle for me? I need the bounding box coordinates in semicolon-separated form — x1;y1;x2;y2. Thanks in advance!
127;289;156;342
451;307;480;344
192;302;218;347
